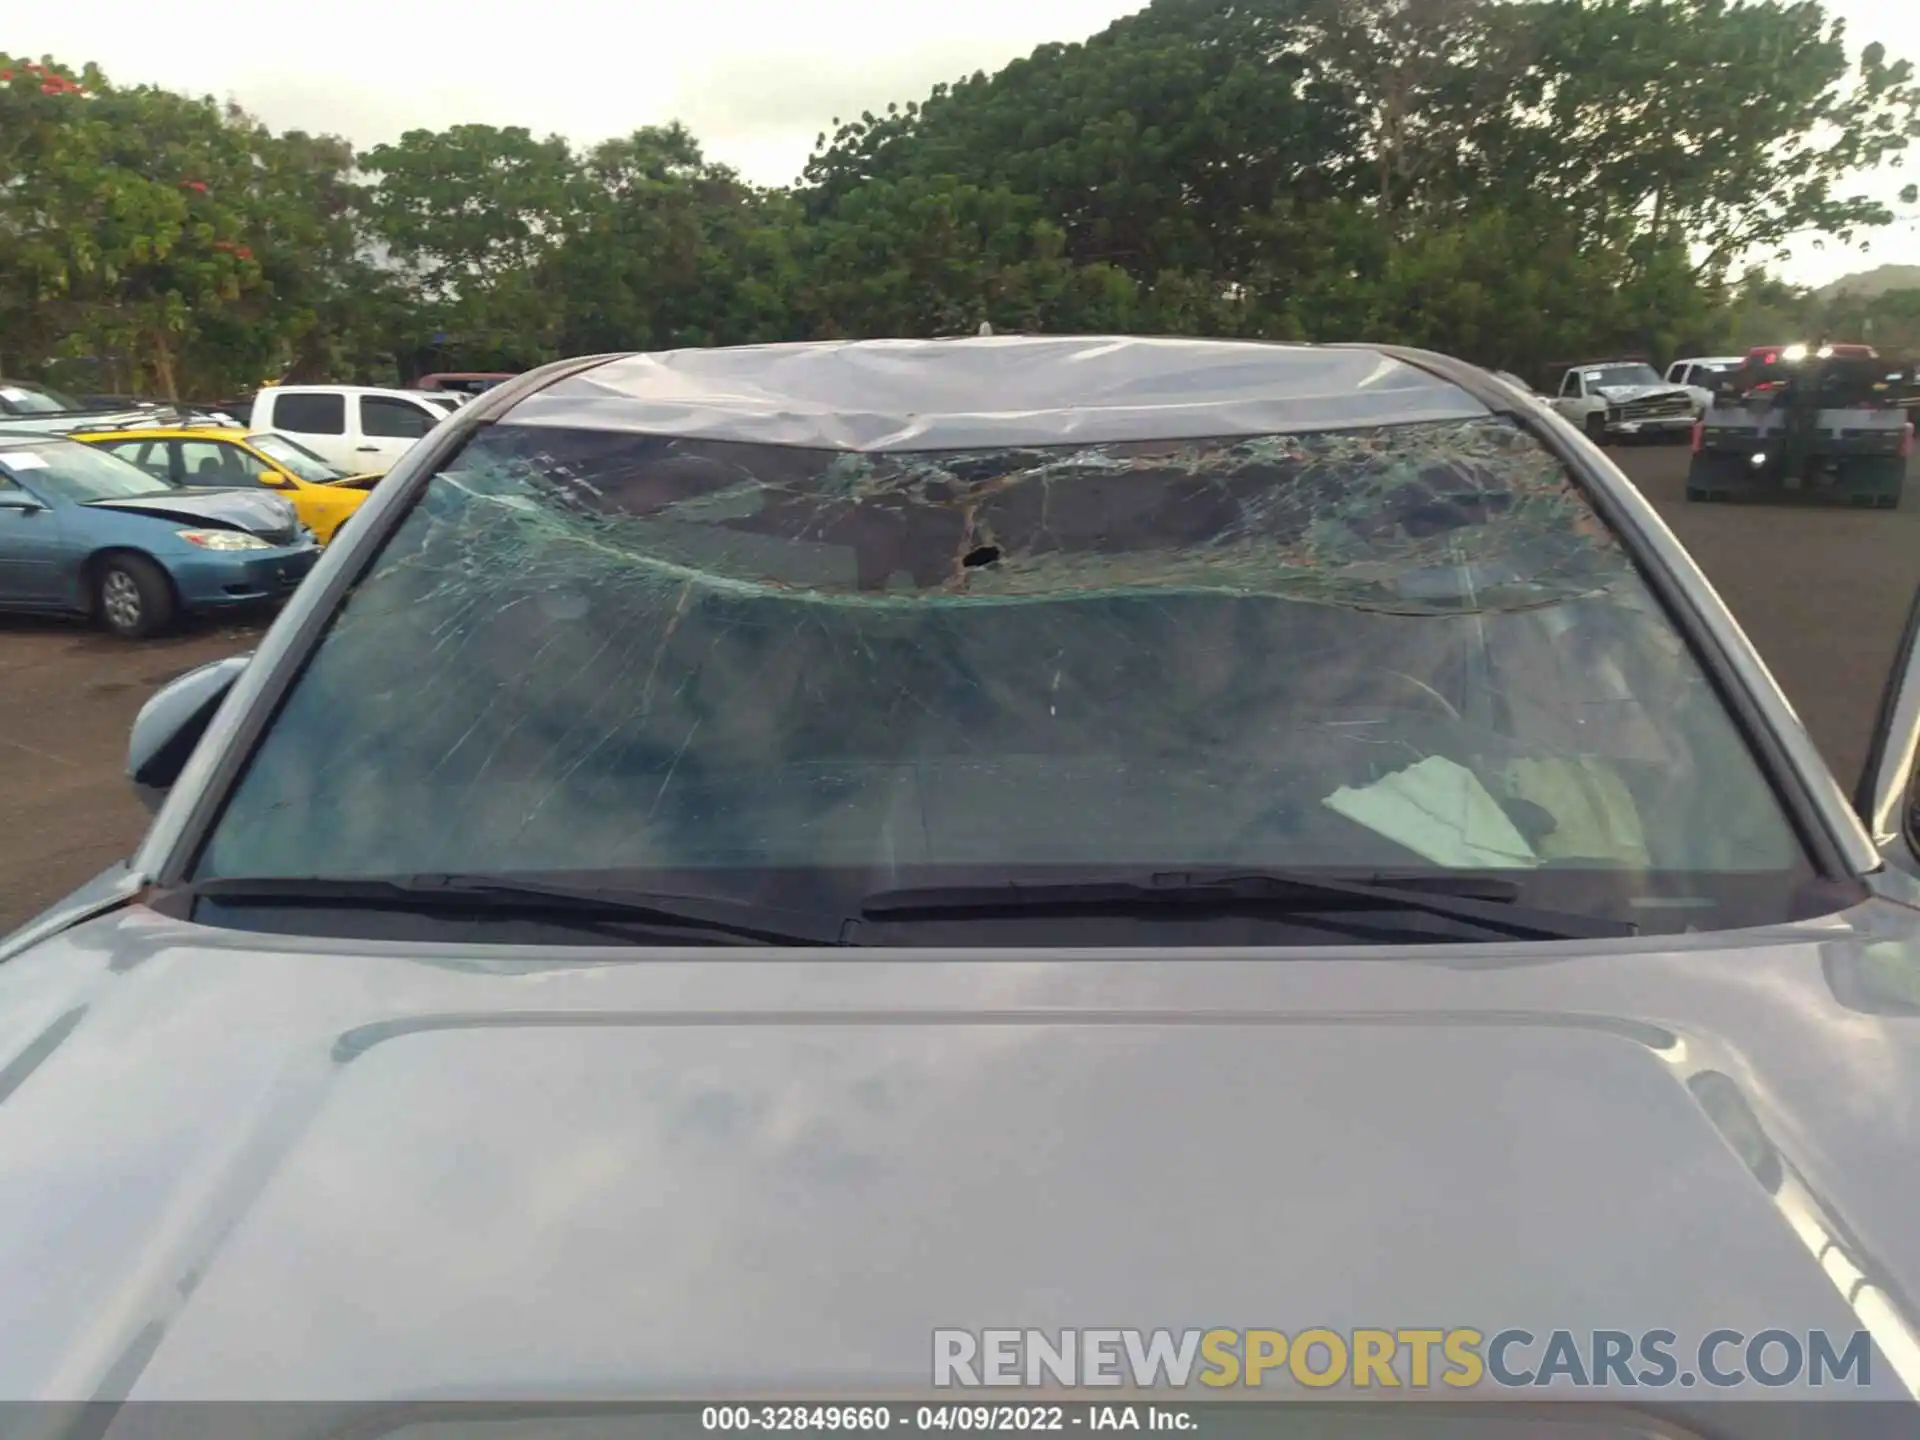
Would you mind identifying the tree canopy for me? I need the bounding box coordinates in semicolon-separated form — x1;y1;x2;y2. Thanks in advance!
3;0;1917;400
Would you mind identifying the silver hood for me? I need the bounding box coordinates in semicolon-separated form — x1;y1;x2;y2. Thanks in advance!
1;902;1919;1404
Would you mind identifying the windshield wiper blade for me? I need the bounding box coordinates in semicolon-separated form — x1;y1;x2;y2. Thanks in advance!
860;869;1635;941
184;875;853;947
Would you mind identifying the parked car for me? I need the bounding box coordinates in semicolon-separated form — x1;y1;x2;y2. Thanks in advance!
1878;357;1920;426
7;338;1920;1407
70;421;378;544
224;385;452;476
0;431;318;637
1545;359;1697;443
0;378;160;433
413;370;516;397
1664;355;1746;416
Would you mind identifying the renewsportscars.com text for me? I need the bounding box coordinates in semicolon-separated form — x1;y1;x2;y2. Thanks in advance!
932;1327;1875;1390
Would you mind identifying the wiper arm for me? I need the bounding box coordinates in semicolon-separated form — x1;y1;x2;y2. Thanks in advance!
861;869;1635;941
183;875;853;947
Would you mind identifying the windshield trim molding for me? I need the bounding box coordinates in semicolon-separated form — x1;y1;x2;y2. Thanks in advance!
1346;343;1875;882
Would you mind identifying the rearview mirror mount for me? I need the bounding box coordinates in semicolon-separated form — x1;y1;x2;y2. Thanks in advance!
128;653;251;814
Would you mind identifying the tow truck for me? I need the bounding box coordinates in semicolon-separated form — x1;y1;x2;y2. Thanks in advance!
1686;344;1915;508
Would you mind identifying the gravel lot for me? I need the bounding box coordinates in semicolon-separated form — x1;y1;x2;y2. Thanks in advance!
3;442;1918;932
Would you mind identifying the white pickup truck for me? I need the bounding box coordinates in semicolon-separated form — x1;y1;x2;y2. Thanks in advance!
1664;356;1746;418
1547;361;1698;444
235;386;457;476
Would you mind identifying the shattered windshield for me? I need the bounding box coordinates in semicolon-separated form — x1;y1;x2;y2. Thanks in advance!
197;416;1815;939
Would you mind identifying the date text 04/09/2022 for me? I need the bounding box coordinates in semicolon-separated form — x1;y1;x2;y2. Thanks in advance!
700;1405;1193;1431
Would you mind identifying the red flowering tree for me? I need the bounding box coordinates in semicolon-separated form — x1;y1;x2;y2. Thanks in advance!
0;55;303;397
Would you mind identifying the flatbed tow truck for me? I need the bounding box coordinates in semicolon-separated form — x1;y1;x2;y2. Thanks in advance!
1686;346;1916;509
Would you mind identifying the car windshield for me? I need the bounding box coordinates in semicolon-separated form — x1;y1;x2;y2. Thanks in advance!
196;415;1818;940
0;441;174;500
249;431;348;481
1584;365;1663;388
0;380;86;415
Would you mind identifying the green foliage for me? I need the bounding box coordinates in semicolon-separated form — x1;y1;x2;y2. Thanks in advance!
2;0;1918;400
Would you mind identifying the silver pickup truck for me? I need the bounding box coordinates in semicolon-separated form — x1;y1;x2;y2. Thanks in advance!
1547;360;1697;444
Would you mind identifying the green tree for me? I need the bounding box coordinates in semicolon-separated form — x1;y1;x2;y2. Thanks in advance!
1464;0;1920;278
545;124;805;353
360;124;589;367
802;0;1365;280
0;56;267;397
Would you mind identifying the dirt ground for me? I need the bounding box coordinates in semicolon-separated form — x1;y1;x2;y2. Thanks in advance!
3;442;1918;932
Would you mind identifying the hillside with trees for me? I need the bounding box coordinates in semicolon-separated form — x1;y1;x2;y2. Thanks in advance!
3;0;1918;400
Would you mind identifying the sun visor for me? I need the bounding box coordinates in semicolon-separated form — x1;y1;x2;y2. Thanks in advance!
499;336;1491;451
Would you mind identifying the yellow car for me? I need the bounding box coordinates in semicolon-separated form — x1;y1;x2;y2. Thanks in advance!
70;424;378;544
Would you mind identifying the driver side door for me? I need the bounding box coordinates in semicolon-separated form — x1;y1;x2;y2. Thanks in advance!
1549;371;1586;421
0;468;69;604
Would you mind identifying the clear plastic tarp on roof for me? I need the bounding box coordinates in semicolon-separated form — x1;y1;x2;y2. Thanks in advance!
501;336;1492;451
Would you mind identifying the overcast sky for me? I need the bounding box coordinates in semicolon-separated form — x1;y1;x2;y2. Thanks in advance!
10;0;1917;289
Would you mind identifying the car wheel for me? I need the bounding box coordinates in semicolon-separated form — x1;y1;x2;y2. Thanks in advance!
1583;412;1608;445
95;554;177;640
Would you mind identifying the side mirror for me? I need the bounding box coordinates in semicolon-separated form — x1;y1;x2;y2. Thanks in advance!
259;471;293;488
128;653;251;814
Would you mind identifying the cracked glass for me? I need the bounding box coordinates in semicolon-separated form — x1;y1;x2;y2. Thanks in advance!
195;416;1815;936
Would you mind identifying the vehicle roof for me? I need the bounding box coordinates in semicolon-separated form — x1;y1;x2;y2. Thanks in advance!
0;429;82;448
263;384;445;401
501;336;1493;451
68;425;253;441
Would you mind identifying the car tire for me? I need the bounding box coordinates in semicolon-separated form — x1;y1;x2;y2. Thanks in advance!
95;554;177;640
1583;412;1608;445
